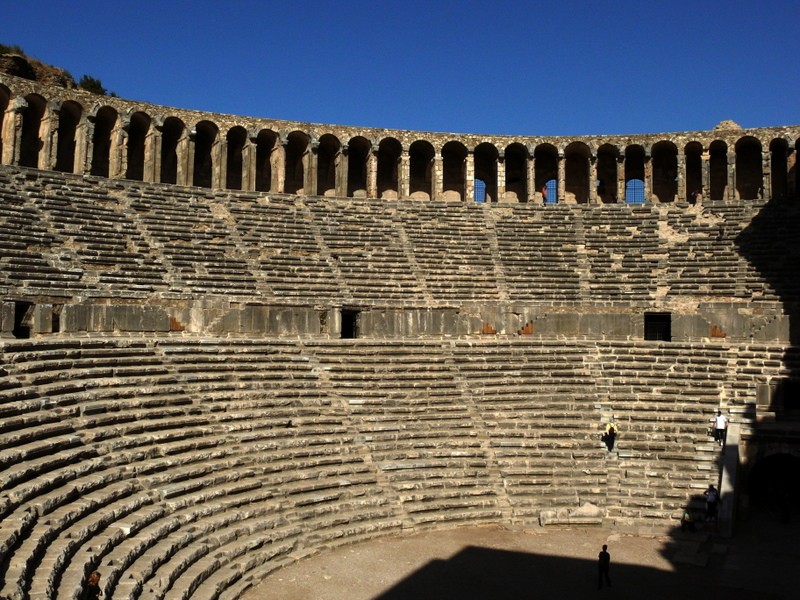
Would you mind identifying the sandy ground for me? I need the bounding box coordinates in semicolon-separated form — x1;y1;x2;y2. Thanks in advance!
242;512;796;600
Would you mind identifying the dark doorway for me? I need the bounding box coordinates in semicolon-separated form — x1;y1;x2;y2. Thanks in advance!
341;309;359;339
644;312;671;341
13;301;33;339
747;453;800;517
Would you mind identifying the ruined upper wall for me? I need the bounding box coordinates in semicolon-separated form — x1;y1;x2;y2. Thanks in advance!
1;71;799;204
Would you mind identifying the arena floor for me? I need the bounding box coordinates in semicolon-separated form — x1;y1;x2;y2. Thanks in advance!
243;511;795;600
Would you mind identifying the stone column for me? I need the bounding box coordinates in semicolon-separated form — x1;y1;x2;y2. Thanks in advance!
433;152;443;200
465;151;475;201
701;150;710;199
644;150;653;203
1;100;23;165
676;154;686;202
83;114;96;175
273;142;285;193
727;152;736;201
761;150;771;200
367;149;378;198
400;149;410;199
244;135;257;191
529;154;540;204
617;154;626;202
42;101;59;171
557;151;565;203
215;136;226;190
497;151;506;202
143;126;158;182
336;145;349;197
589;156;599;204
110;120;125;179
305;140;318;196
179;129;192;187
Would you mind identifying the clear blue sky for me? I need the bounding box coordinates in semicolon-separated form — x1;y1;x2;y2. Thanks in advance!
3;0;798;136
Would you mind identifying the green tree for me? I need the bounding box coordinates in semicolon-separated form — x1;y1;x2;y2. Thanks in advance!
78;75;108;95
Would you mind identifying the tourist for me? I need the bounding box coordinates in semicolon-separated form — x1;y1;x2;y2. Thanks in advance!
712;410;728;446
80;571;102;599
704;484;720;521
597;544;612;590
602;420;618;451
680;509;696;532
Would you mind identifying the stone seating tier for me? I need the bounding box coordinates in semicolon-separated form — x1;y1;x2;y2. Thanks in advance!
0;336;758;598
1;165;794;305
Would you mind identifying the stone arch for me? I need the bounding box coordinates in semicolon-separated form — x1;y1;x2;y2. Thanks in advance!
684;141;703;202
226;126;248;190
89;105;118;177
255;129;279;192
769;138;790;200
347;136;370;197
377;137;401;199
504;143;528;202
735;136;763;200
564;141;590;204
285;131;309;195
160;116;185;185
651;140;678;203
442;140;467;201
409;139;434;200
54;100;82;173
624;145;646;204
193;120;218;188
125;111;150;181
474;142;498;203
534;143;558;203
596;144;619;203
0;84;8;163
317;133;340;197
19;93;47;168
709;140;728;200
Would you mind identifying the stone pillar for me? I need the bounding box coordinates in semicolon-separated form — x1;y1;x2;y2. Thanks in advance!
1;100;23;165
41;101;58;171
529;154;540;204
244;136;256;191
589;156;599;204
400;149;410;199
336;145;348;197
215;136;226;190
676;154;686;202
617;154;626;202
111;120;125;179
557;151;565;203
465;151;475;202
433;152;443;200
182;129;194;187
761;150;771;200
273;142;285;192
367;149;378;198
83;114;96;175
0;302;14;338
701;150;710;199
644;151;653;203
727;152;736;201
143;125;158;182
306;140;318;196
73;114;89;175
497;151;506;202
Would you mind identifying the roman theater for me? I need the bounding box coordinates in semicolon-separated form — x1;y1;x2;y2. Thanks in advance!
0;65;799;599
